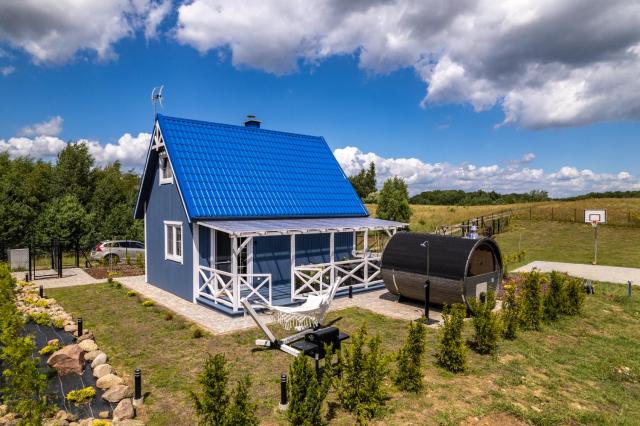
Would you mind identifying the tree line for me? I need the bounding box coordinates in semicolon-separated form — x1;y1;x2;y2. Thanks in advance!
410;189;550;205
0;143;142;250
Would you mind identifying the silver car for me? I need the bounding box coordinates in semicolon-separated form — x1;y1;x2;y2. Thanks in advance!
90;240;145;264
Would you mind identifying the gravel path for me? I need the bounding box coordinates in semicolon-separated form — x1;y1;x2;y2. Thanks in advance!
514;261;640;285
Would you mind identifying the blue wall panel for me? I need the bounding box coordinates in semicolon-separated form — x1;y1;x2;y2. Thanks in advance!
334;232;354;261
253;235;291;302
145;151;194;302
199;226;211;267
295;234;330;265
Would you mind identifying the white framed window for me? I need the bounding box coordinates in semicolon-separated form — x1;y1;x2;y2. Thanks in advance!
159;151;173;185
164;221;183;263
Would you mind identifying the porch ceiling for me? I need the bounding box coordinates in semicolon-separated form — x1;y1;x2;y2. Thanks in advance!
197;217;407;237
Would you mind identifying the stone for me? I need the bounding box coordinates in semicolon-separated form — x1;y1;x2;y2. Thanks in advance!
47;344;84;376
43;419;68;426
113;421;145;426
78;339;98;352
93;363;113;379
102;385;133;403
77;419;94;426
84;350;102;362
64;324;77;333
98;411;110;419
96;373;124;389
0;413;18;425
76;332;94;344
47;339;60;347
0;405;6;417
91;352;108;368
113;399;135;422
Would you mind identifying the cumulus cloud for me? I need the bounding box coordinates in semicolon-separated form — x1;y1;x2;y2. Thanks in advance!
334;146;640;197
18;116;63;137
0;0;171;64
84;133;151;169
176;0;640;128
0;65;14;76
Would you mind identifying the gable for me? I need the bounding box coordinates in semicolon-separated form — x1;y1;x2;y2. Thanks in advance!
136;114;367;220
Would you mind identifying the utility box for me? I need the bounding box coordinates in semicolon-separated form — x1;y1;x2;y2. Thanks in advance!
9;248;29;271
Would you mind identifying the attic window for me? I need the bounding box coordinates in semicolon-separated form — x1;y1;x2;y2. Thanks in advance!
159;151;173;185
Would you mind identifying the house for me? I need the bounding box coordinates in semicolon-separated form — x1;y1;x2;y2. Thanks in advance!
134;114;406;315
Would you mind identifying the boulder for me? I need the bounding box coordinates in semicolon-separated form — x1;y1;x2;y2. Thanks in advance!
91;352;108;368
102;385;133;403
47;344;84;376
113;399;135;422
0;413;18;426
0;405;6;417
98;411;110;419
78;339;98;352
84;350;102;362
96;373;124;389
76;332;94;344
64;324;77;333
93;363;113;379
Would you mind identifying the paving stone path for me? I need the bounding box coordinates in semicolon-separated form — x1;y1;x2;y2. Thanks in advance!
515;261;640;285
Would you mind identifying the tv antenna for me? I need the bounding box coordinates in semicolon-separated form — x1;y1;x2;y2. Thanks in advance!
151;85;164;116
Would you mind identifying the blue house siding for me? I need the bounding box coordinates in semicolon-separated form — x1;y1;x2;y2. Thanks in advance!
253;236;291;303
295;234;330;265
334;232;354;261
145;152;194;302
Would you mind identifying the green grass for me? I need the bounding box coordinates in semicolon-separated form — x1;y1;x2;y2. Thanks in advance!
48;281;640;425
496;219;640;269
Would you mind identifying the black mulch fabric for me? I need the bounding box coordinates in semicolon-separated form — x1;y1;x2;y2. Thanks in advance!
24;322;115;418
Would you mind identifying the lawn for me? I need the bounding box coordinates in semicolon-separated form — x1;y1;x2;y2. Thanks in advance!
496;220;640;270
49;281;640;425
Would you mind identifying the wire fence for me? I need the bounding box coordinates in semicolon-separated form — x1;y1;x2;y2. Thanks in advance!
511;206;640;226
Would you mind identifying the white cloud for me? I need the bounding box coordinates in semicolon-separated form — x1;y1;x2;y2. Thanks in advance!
0;65;14;76
176;0;640;128
18;116;63;137
0;135;67;161
334;146;640;197
0;0;171;64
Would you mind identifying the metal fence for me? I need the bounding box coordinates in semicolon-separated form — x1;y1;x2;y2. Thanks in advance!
512;207;640;226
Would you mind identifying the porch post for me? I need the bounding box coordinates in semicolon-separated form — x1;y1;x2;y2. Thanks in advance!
290;234;296;302
231;236;239;312
329;232;335;287
192;223;199;303
364;229;369;284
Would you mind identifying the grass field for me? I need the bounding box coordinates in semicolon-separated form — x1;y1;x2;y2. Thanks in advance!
49;281;640;425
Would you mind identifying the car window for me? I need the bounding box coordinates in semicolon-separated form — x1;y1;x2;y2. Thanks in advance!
111;242;121;248
134;242;145;249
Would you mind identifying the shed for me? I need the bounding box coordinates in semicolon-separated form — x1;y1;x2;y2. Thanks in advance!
381;233;503;305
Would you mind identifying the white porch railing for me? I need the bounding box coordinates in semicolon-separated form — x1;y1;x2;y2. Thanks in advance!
292;254;382;301
197;265;272;312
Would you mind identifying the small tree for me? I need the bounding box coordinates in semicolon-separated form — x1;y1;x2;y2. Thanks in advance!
562;277;585;316
468;291;501;355
224;377;259;426
519;271;543;331
501;284;519;340
348;162;377;200
394;320;427;392
435;304;467;373
337;325;388;424
191;353;230;426
544;271;565;322
376;177;412;223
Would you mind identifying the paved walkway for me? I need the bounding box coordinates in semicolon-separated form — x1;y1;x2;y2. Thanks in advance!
11;268;102;288
515;261;640;285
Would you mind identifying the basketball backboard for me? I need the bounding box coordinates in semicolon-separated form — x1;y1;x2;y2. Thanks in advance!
584;209;606;224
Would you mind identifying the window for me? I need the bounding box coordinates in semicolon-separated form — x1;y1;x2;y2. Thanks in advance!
164;221;183;263
159;151;173;184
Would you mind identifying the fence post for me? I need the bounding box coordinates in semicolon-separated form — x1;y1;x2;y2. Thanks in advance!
574;208;577;222
75;240;80;268
529;207;532;220
629;210;632;224
551;208;554;221
57;241;63;278
628;281;633;299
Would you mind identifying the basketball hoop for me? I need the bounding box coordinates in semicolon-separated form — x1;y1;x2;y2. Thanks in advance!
591;219;599;228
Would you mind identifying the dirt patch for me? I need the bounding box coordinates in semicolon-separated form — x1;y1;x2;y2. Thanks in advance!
83;265;144;279
463;413;527;426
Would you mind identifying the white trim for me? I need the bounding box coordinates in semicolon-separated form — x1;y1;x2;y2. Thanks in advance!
164;220;184;264
144;202;148;283
210;229;216;267
290;234;296;302
159;151;174;185
193;223;199;303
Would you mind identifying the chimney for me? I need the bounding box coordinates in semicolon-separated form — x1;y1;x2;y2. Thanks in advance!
243;114;261;128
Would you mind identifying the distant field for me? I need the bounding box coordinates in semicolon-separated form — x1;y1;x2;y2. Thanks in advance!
366;197;640;231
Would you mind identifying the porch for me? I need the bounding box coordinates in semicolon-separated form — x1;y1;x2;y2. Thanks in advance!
191;217;406;315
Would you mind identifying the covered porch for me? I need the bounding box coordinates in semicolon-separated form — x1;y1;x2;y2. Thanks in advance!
191;217;406;314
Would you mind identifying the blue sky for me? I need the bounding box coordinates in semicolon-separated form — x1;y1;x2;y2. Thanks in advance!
1;1;639;196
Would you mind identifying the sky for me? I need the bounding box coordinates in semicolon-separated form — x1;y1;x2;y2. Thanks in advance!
1;0;639;197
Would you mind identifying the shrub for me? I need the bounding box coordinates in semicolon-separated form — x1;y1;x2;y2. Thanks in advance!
52;318;65;329
142;300;154;307
114;281;122;289
501;284;519;340
394;320;426;392
164;312;174;321
544;271;565;322
92;420;111;426
126;254;132;266
435;304;467;372
136;253;145;270
127;290;137;297
468;291;501;355
562;277;585;316
224;376;259;426
29;312;52;326
66;386;96;405
519;271;543;331
192;327;205;339
337;325;389;424
376;177;412;223
287;352;333;426
39;340;62;356
107;272;114;284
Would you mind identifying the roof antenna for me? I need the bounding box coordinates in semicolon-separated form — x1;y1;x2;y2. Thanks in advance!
151;85;164;117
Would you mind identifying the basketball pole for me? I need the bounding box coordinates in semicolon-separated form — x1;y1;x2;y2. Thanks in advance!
593;223;598;265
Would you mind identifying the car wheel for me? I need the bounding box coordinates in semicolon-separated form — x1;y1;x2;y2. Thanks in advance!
104;254;120;265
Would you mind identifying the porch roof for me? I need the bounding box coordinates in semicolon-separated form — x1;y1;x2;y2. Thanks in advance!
197;217;407;237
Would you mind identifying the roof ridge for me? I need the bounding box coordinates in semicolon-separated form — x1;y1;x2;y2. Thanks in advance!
157;114;324;140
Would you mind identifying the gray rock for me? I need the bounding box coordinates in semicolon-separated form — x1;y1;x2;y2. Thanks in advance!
113;398;135;422
76;332;94;344
93;363;112;379
91;352;108;368
78;339;98;352
84;350;102;362
102;385;133;403
96;373;124;389
64;324;77;333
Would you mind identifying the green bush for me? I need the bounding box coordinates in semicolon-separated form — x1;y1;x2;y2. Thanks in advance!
337;325;389;424
394;321;426;392
191;327;205;339
66;386;96;405
191;353;258;426
544;271;565;322
127;290;137;297
136;253;145;270
39;341;62;356
142;300;154;307
52;318;65;329
376;177;412;223
501;284;519;340
562;277;585;315
435;304;467;372
519;271;543;331
28;312;52;326
287;352;333;425
164;312;174;321
468;291;501;355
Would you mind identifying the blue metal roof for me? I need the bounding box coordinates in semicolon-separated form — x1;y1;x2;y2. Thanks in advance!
154;114;368;220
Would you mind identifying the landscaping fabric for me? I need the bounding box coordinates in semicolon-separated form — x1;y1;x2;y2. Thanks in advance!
24;322;115;418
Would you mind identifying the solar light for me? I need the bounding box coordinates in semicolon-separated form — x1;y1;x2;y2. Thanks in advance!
279;373;288;410
77;317;83;337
